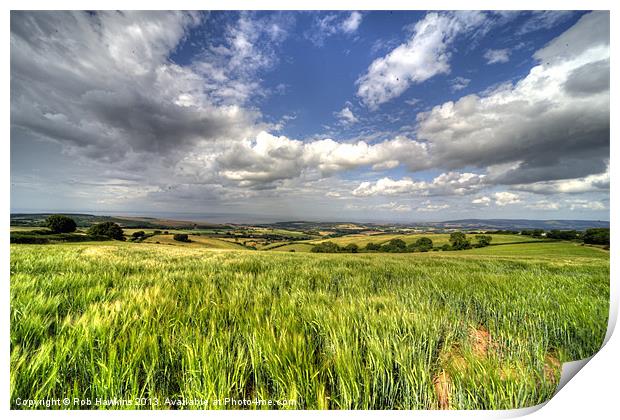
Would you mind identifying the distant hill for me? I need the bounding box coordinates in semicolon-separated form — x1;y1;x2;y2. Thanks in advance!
10;213;229;229
435;219;609;231
11;213;608;232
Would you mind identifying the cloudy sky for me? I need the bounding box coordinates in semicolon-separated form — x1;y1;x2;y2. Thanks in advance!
10;10;609;222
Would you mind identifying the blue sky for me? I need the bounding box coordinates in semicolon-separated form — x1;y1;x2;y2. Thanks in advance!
10;10;609;222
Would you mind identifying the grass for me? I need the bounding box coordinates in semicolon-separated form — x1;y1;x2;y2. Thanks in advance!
10;240;609;410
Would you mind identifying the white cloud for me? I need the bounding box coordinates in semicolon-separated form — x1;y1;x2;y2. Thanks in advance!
568;199;606;211
356;11;487;109
342;12;363;33
352;172;485;197
417;203;449;212
472;196;491;206
450;76;471;91
494;192;521;206
213;131;428;187
526;200;560;210
335;106;359;124
376;202;412;212
484;48;510;64
306;12;364;46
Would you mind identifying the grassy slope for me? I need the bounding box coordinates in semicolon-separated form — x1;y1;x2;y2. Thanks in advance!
267;233;541;251
10;240;608;409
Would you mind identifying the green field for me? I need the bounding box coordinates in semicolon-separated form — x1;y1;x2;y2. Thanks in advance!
10;239;609;409
292;233;538;249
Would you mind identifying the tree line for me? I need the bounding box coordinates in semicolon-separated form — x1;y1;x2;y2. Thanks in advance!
311;232;493;254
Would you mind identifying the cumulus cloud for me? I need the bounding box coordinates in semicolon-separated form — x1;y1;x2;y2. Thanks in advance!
352;172;485;197
356;11;487;109
335;106;359;124
416;11;610;186
494;192;521;206
483;48;510;64
208;131;430;188
342;12;363;33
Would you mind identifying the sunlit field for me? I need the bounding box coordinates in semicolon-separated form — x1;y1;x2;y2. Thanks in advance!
10;239;609;409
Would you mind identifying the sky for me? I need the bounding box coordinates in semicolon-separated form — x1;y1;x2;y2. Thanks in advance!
10;10;610;222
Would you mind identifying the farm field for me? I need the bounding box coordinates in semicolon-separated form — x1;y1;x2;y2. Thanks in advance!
10;238;609;409
302;233;539;248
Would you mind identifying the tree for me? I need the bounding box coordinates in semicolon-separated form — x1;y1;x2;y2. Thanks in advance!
173;233;191;242
583;228;610;246
449;232;471;250
381;238;407;252
45;215;77;233
88;222;125;240
546;230;579;240
311;241;341;253
475;235;492;247
132;231;146;239
344;243;359;253
414;237;433;252
521;229;544;237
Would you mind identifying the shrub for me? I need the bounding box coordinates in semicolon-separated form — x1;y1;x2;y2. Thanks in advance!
173;233;191;243
132;231;146;239
45;215;77;233
88;222;125;240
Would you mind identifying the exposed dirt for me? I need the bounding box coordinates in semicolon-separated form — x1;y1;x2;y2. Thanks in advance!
544;353;561;382
433;370;452;410
469;326;493;357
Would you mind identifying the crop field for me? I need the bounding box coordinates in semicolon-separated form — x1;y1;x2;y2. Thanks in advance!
9;237;609;410
304;233;540;247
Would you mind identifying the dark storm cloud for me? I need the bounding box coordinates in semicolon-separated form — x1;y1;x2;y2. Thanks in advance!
415;11;609;189
11;11;261;161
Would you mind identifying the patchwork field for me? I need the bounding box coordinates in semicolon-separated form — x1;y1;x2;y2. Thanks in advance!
9;238;609;409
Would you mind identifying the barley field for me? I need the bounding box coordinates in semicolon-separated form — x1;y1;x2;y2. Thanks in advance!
10;240;609;409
